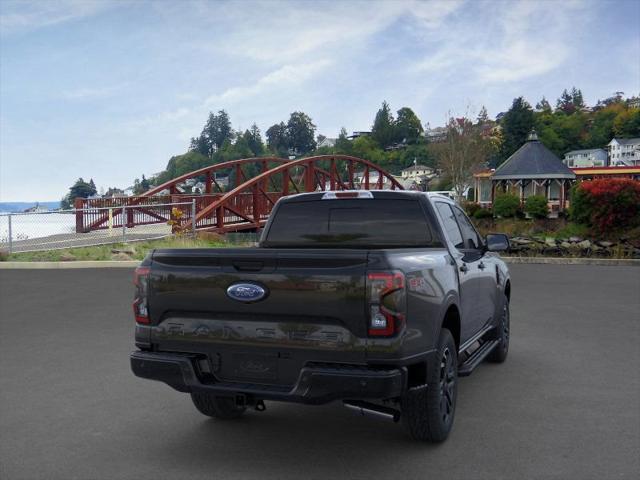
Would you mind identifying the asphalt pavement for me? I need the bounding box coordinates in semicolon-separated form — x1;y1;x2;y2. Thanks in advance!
1;265;639;480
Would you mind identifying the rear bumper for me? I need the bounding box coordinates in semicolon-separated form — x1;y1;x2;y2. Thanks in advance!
130;351;405;404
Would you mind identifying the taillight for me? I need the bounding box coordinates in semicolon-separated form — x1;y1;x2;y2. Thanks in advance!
133;266;150;324
367;272;405;336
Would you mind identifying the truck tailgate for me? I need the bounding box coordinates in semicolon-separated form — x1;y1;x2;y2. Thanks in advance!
147;248;369;386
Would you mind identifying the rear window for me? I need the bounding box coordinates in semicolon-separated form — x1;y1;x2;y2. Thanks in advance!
263;199;440;248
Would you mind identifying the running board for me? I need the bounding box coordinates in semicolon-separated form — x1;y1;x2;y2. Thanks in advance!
458;340;499;377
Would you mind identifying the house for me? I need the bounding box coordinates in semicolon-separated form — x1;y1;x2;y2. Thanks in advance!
473;130;576;217
608;138;640;166
317;137;337;148
424;126;447;143
563;148;608;168
347;131;371;140
572;166;640;181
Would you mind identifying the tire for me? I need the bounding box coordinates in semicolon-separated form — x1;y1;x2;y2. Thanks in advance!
488;295;510;363
401;328;458;442
190;392;246;419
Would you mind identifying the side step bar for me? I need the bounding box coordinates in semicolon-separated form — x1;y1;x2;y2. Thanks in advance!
458;339;500;377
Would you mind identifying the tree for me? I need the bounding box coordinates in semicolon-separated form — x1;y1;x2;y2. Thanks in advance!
535;97;552;113
61;178;98;208
556;88;576;115
499;97;535;163
286;111;316;155
477;106;490;124
436;115;490;198
395;107;424;144
243;123;264;156
200;110;233;155
335;127;352;154
266;122;289;156
371;101;395;148
571;87;585;111
613;109;640;137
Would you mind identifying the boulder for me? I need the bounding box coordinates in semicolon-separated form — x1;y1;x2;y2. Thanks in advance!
545;237;557;247
577;240;591;249
596;241;614;248
569;236;582;243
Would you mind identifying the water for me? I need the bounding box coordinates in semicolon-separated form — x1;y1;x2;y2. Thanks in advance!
0;212;76;243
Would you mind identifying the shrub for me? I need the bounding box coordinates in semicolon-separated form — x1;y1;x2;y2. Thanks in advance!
473;208;493;220
570;179;640;234
462;201;481;217
493;193;520;218
524;195;549;219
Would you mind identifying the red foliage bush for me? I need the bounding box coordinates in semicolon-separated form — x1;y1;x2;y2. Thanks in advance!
571;178;640;234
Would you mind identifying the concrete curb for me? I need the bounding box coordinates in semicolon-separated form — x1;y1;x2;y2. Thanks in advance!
0;261;140;269
1;257;639;269
502;257;640;266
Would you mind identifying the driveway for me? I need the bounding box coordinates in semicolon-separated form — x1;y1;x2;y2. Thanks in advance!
0;265;638;479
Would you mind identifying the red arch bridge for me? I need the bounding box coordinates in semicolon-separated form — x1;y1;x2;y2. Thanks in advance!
75;155;404;235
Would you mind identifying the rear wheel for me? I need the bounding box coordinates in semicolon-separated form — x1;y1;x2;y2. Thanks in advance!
488;295;509;363
190;393;246;419
401;328;457;442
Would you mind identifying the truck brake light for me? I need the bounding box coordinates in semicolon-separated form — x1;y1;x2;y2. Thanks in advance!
367;272;405;336
133;266;150;324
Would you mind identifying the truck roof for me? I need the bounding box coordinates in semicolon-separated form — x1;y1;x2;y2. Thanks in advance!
278;190;426;203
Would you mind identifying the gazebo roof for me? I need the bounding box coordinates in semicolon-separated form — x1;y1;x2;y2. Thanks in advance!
492;131;576;180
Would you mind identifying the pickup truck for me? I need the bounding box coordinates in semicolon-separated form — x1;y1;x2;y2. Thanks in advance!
131;190;511;442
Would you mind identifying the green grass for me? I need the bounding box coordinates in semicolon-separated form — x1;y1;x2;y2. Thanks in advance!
2;235;240;262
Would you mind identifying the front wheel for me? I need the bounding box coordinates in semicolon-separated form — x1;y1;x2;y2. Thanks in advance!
488;295;510;363
401;328;458;442
190;392;246;419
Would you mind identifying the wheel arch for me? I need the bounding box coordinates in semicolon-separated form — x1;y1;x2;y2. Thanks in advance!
441;303;461;350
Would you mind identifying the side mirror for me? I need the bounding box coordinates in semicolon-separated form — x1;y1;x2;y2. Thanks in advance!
485;233;510;252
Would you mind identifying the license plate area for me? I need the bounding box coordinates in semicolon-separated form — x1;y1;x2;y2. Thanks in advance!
229;353;278;381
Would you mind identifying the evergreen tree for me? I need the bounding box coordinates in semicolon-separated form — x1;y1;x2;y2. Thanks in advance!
371;101;395;148
535;97;552;113
335;127;352;154
243;123;264;156
477;106;490;124
499;97;535;163
556;89;576;114
200;110;233;155
571;87;585;110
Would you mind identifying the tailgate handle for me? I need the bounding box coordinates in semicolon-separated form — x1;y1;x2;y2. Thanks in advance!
232;261;264;272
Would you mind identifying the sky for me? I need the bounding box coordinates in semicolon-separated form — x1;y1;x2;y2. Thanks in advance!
0;0;639;202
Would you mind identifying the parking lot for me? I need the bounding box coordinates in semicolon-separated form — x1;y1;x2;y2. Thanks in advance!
1;265;639;480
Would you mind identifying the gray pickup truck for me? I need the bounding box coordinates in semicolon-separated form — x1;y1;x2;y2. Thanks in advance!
131;190;511;442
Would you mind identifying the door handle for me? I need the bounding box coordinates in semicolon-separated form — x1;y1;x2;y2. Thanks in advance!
478;261;486;270
459;263;469;273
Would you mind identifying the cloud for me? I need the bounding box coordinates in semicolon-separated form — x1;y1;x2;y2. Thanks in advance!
62;83;126;100
0;0;116;35
412;0;585;84
205;60;333;105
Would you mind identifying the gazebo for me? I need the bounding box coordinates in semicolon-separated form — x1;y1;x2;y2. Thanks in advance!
474;131;576;216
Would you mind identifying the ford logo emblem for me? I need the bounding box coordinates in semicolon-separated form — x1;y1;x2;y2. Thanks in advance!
226;282;268;303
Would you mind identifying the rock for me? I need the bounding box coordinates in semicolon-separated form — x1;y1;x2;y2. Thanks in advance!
569;236;582;243
577;240;591;249
111;248;135;255
511;237;533;245
596;241;614;248
60;252;76;261
111;252;133;261
560;242;572;249
545;237;557;247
